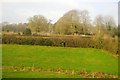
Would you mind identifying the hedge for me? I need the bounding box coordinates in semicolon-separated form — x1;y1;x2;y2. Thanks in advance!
2;35;118;55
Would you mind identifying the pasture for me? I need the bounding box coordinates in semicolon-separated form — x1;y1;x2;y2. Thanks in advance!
2;44;118;78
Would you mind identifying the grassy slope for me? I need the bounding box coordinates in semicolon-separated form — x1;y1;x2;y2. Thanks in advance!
2;44;118;77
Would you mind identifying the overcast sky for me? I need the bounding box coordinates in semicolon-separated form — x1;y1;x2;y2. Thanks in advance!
0;0;119;24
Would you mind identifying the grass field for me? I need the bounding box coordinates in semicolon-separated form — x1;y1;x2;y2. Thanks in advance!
2;44;118;78
3;69;83;78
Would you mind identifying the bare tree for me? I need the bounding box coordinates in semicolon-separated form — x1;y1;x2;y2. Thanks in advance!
104;15;117;37
79;10;91;35
55;9;80;35
28;15;49;35
94;15;105;34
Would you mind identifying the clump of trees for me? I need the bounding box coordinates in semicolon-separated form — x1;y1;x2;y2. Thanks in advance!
28;15;49;35
94;15;117;37
54;10;80;35
1;9;118;37
1;9;118;55
54;9;117;37
54;10;91;35
2;22;27;33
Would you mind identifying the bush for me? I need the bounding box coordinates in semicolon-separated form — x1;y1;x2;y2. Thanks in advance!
2;35;118;55
23;28;32;36
103;37;118;54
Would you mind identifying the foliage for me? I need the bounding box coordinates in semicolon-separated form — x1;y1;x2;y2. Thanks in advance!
2;22;27;32
28;15;49;34
23;28;32;36
54;10;91;35
1;9;118;55
2;35;118;55
55;10;80;35
94;15;118;37
1;10;117;37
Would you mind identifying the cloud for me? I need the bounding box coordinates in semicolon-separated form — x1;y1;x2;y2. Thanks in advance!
1;0;118;24
2;0;119;3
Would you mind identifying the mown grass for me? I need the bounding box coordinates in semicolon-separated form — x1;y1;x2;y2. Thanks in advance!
2;44;118;78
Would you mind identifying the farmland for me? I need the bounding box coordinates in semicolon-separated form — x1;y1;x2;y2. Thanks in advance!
1;1;119;79
2;44;118;78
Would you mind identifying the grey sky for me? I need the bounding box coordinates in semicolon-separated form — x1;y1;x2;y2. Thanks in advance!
1;0;119;24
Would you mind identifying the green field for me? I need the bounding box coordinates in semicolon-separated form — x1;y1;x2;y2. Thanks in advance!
3;69;83;78
2;44;118;78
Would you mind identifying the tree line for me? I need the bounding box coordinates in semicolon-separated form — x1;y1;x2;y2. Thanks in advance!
1;9;118;37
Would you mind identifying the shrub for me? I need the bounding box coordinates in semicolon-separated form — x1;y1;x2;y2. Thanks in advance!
2;35;118;55
103;37;118;54
23;28;32;36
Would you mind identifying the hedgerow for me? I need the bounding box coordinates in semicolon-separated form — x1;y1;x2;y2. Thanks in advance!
2;35;118;55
